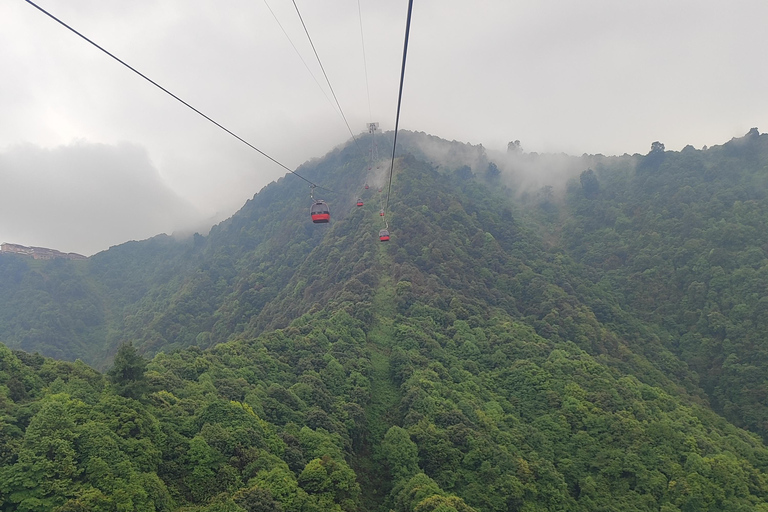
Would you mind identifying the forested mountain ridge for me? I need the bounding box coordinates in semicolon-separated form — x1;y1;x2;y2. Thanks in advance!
3;131;768;510
0;135;386;367
551;128;768;440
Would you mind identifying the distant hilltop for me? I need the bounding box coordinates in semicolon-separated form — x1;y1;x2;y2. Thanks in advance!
0;242;87;260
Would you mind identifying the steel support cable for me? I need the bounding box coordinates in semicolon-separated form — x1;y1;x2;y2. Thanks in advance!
357;0;372;120
384;0;414;218
262;0;337;113
25;0;332;192
290;0;363;156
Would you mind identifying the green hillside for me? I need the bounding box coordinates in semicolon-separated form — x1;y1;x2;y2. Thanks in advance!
3;131;768;510
552;129;768;440
0;136;387;367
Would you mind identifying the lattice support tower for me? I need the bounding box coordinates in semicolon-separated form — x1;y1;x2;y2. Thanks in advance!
367;122;379;170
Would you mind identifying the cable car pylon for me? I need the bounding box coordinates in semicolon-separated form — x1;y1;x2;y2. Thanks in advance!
367;122;379;171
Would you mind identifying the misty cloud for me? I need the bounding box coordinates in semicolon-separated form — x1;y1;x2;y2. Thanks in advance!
2;0;768;254
0;141;206;255
405;130;619;197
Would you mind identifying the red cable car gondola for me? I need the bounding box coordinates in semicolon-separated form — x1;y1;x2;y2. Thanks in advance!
380;209;385;216
379;229;390;241
356;198;364;207
310;200;330;223
365;184;369;189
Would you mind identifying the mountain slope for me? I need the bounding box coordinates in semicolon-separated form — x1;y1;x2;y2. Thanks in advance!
3;131;768;510
0;134;388;367
537;129;768;441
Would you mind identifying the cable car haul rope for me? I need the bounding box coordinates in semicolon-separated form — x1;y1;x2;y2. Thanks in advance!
24;0;331;193
24;0;414;234
379;0;414;241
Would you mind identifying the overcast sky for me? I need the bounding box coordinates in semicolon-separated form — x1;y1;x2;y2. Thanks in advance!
2;0;767;255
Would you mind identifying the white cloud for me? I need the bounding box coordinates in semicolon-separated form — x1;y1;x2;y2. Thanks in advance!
1;0;767;254
0;141;205;255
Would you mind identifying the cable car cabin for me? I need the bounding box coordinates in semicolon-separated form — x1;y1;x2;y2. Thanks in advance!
365;184;369;189
379;229;390;241
310;200;330;223
356;198;364;207
379;209;385;216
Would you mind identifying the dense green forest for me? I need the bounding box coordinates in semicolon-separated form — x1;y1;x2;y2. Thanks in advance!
556;128;768;440
3;130;768;510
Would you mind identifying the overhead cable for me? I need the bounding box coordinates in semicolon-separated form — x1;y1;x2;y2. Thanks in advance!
385;0;414;215
290;0;363;154
25;0;329;191
262;0;336;114
357;0;372;120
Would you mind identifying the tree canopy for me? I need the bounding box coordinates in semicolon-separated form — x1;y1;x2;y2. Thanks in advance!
2;130;768;510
